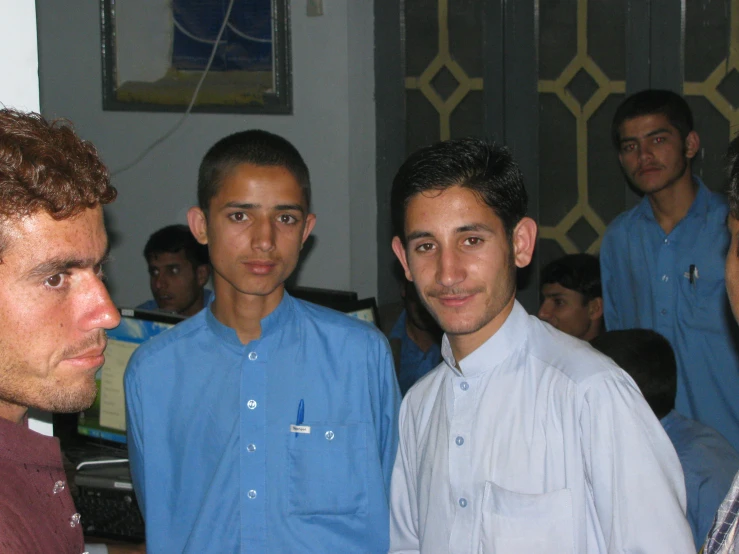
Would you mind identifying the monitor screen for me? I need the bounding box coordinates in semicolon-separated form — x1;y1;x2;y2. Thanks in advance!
77;308;183;444
343;298;379;327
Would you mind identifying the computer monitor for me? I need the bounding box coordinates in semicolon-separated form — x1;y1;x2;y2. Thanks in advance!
341;298;380;327
76;308;183;445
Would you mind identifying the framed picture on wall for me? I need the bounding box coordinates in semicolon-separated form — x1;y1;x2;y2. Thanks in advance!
100;0;292;114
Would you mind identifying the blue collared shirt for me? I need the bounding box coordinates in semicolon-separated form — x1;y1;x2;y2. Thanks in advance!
661;410;739;550
125;292;400;553
389;310;442;396
601;178;739;451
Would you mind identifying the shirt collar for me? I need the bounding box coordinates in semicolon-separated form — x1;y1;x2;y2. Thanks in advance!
205;290;294;348
0;416;63;467
637;175;709;222
440;300;529;378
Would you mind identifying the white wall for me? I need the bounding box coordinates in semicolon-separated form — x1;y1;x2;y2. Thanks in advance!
36;0;377;307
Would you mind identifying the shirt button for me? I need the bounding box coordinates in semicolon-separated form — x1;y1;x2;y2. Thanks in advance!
460;381;469;391
247;489;257;499
70;512;81;527
664;238;669;244
325;430;335;441
248;351;258;361
455;436;464;446
247;443;256;453
459;498;468;508
247;400;257;409
662;274;669;282
661;309;668;315
53;480;65;494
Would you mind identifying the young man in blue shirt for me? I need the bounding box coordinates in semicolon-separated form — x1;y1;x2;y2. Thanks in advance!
125;130;400;553
600;89;739;451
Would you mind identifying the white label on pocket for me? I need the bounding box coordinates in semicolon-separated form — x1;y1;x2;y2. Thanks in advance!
290;425;311;434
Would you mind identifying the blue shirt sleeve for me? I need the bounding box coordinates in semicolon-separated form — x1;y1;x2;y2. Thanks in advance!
124;353;146;520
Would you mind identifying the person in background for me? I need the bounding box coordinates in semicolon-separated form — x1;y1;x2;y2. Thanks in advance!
388;136;693;553
0;108;142;554
537;253;603;341
125;130;399;553
600;89;739;451
137;224;211;317
592;328;739;550
388;279;442;395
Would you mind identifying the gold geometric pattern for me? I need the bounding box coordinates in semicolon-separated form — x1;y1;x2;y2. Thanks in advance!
537;0;624;254
404;0;483;141
683;1;739;137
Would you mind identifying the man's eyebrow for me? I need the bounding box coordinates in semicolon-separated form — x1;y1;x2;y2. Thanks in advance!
221;202;305;214
619;127;672;144
456;223;496;234
406;230;434;242
25;246;111;279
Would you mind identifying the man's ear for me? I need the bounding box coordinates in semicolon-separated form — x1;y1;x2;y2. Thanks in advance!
187;207;208;245
195;264;210;287
684;130;700;160
301;213;317;248
512;217;537;269
391;236;413;282
588;296;604;321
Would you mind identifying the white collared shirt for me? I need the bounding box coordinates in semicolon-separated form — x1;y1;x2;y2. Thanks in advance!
389;301;694;554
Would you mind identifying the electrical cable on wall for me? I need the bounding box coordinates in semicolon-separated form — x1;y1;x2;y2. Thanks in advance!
111;0;236;177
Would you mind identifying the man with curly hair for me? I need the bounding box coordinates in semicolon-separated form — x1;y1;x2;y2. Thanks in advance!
0;108;121;553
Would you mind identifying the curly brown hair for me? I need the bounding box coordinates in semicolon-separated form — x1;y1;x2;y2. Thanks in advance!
0;109;116;225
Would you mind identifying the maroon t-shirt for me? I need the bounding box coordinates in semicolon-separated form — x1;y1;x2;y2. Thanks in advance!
0;416;84;553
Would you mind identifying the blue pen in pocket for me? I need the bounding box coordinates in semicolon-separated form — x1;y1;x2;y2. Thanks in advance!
295;399;304;437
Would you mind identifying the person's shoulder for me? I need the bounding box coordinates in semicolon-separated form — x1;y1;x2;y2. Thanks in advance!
526;316;625;386
292;297;387;342
126;311;208;370
603;202;643;240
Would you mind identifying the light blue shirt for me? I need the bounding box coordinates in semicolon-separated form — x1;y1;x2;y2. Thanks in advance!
389;310;442;396
136;288;213;313
661;410;739;549
125;292;400;554
601;178;739;451
389;302;694;553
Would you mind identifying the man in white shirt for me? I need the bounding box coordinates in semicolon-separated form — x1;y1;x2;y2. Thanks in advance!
388;137;694;553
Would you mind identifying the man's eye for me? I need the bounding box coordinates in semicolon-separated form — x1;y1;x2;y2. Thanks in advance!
621;143;634;153
46;274;65;288
170;266;180;275
229;212;246;222
279;214;297;224
415;243;434;253
464;237;482;246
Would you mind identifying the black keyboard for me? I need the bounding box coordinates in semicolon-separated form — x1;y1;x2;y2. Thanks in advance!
75;486;145;543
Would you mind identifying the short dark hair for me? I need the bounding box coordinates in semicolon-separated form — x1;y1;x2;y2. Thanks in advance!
197;130;310;214
391;137;527;243
727;135;739;219
540;253;601;303
611;89;694;149
590;329;677;419
0;109;115;255
144;224;209;269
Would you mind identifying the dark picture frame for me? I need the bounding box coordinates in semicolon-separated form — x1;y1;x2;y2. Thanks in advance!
100;0;292;114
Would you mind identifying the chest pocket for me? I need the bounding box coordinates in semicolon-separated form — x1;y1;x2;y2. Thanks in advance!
679;263;730;333
288;422;368;516
478;481;574;554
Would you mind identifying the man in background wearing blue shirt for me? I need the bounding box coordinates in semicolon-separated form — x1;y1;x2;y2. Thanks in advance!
537;253;603;341
388;279;442;395
137;224;212;317
125;130;400;553
600;89;739;451
592;328;739;549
